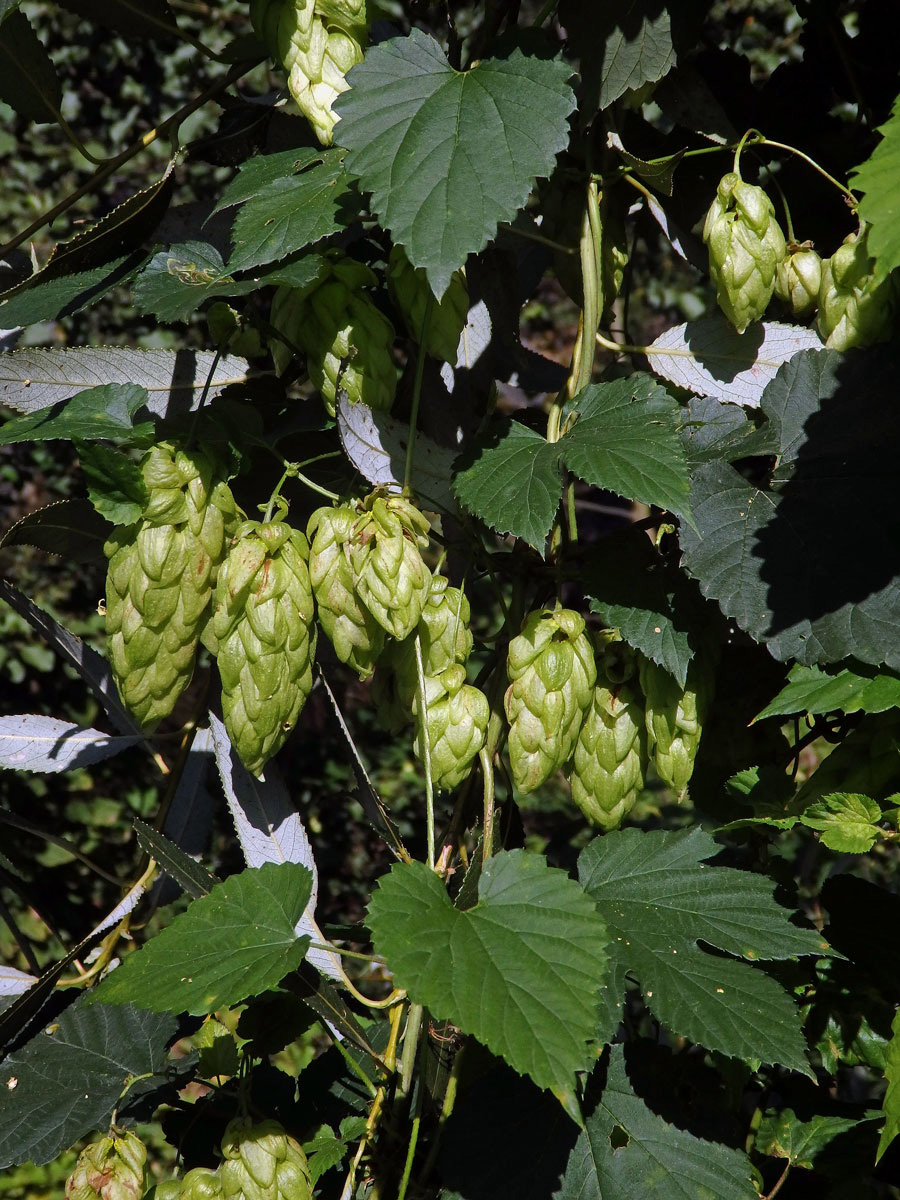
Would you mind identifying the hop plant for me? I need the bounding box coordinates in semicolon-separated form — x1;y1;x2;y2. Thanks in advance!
639;656;714;798
774;244;823;319
350;492;431;642
703;172;786;333
104;444;237;727
414;664;490;790
387;245;469;362
817;226;896;350
248;0;368;145
65;1131;147;1200
569;637;647;831
220;1118;312;1200
504;609;596;793
213;517;317;776
180;1169;225;1200
539;175;627;318
307;503;385;678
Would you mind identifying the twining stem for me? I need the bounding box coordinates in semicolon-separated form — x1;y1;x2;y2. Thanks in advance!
403;292;435;492
399;1002;424;1097
395;1112;421;1200
414;633;436;869
0;57;262;259
479;745;495;864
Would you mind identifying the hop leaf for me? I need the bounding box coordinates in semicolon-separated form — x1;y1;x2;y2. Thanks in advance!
703;172;786;333
639;655;715;798
65;1131;147;1200
387;245;469;362
220;1118;312;1200
774;245;823;319
817;226;897;350
307;502;385;678
213;519;317;776
350;492;431;641
504;608;596;793
414;665;489;790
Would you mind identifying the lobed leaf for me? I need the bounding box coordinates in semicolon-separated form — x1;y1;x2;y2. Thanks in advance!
756;662;900;720
850;90;900;282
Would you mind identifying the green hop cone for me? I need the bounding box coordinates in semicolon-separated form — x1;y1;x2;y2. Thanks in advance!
104;444;237;727
220;1118;312;1200
65;1131;147;1200
145;1183;185;1200
816;225;896;350
387;245;469;363
774;244;823;319
213;518;317;776
304;279;396;415
350;492;431;641
703;172;786;333
414;664;489;790
569;681;646;831
639;656;714;798
307;502;384;678
180;1169;225;1200
504;608;597;793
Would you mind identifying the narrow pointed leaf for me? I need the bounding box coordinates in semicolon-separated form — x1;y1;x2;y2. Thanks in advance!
0;12;62;125
0;715;141;773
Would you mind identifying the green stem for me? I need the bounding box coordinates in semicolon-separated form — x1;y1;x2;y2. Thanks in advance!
293;470;340;502
403;293;435;492
414;633;436;869
263;468;292;522
479;745;495;864
399;1002;424;1096
395;1114;421;1200
566;479;578;543
530;0;558;27
732;127;755;177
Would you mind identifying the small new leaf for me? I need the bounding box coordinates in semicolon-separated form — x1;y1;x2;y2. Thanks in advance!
800;792;883;854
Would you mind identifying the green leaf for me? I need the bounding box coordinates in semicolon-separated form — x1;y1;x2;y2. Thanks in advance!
0;11;62;124
758;1107;875;1169
756;662;900;720
133;817;218;900
0;254;148;328
850;90;900;282
681;394;776;466
88;862;313;1016
0;1;23;27
0;383;151;445
800;792;883;854
214;147;325;212
0;996;175;1167
228;150;356;272
680;347;900;672
554;1045;758;1200
133;242;258;323
335;30;576;295
877;1006;900;1161
0;499;111;563
452;419;562;550
367;850;608;1097
561;375;692;521
78;443;147;525
578;827;825;1072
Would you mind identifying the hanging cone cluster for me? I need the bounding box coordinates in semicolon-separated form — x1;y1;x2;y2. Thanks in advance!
104;443;238;728
816;225;896;350
349;491;432;642
414;664;489;790
703;172;786;333
149;1120;312;1200
386;245;469;363
65;1131;147;1200
774;244;823;319
269;255;397;415
638;655;714;799
248;0;369;144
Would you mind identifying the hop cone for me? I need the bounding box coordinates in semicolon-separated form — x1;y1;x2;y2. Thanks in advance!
504;609;596;793
703;172;786;333
414;664;489;790
147;1183;186;1200
639;656;713;798
817;226;896;350
180;1169;225;1200
213;519;317;776
220;1118;312;1200
104;444;237;727
569;681;646;831
774;245;823;319
65;1131;147;1200
307;503;384;678
350;492;431;641
387;245;468;362
376;574;473;712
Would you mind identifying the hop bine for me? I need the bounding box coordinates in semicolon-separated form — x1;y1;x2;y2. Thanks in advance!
703;172;786;333
504;609;596;793
65;1131;147;1200
817;225;897;350
213;517;317;776
104;443;237;727
414;664;490;790
220;1118;312;1200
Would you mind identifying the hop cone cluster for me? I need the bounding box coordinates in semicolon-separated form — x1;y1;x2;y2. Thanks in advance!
269;256;396;415
817;226;896;350
104;443;237;727
220;1118;312;1200
213;518;317;776
349;492;431;642
414;665;489;790
387;245;469;363
249;0;368;144
569;638;646;831
774;245;823;319
639;656;713;798
307;502;384;677
505;609;596;793
65;1131;147;1200
703;172;786;333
